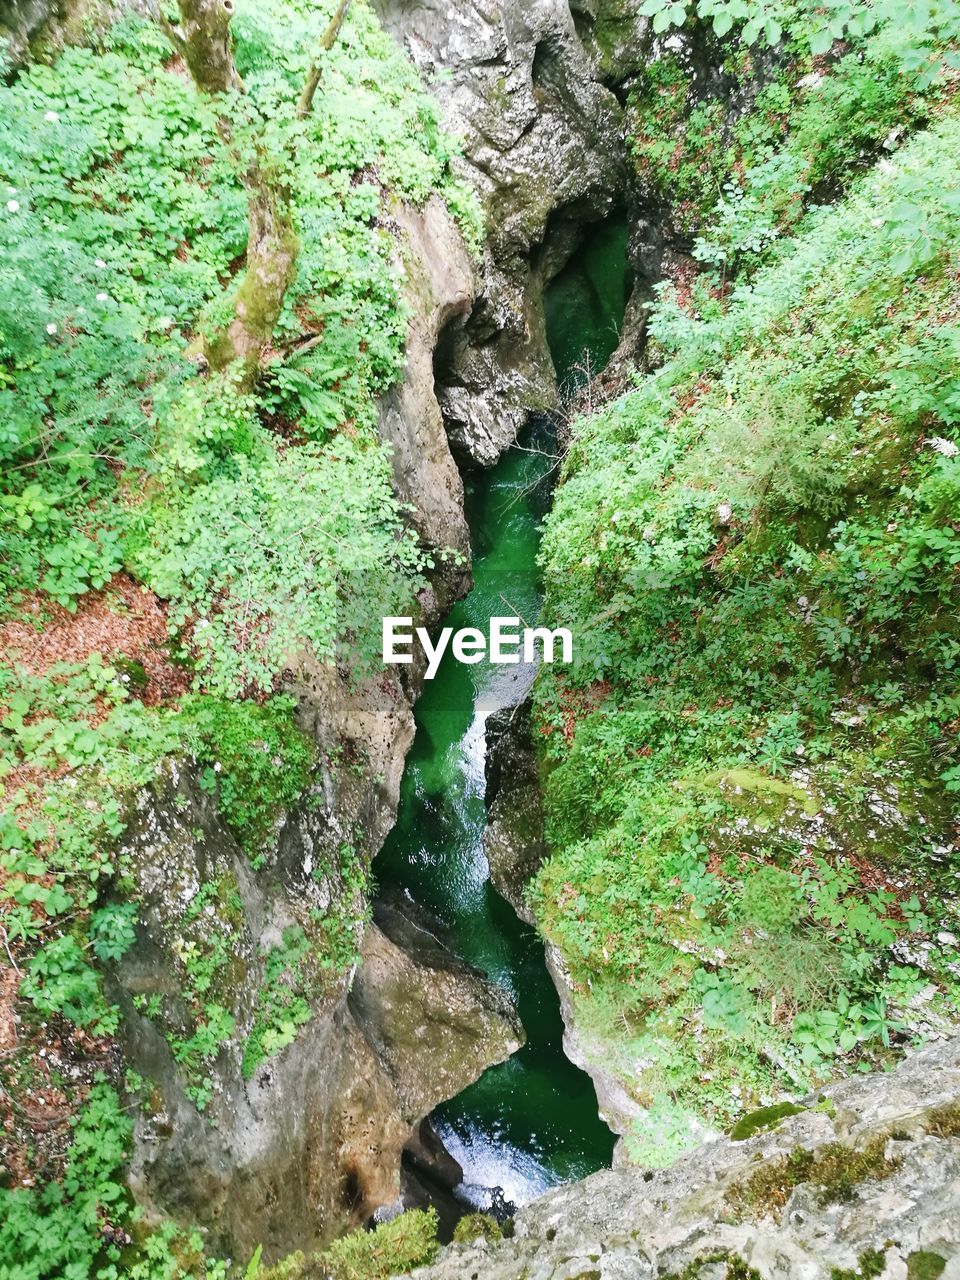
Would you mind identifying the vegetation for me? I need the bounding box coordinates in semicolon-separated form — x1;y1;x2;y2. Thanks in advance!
729;1100;805;1141
260;1210;440;1280
726;1136;900;1219
451;1213;504;1245
534;3;960;1166
0;0;476;1273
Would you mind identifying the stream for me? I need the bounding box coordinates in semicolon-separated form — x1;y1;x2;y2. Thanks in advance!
373;217;632;1214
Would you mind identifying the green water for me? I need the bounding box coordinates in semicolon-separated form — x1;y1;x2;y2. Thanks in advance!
373;218;630;1209
543;218;633;396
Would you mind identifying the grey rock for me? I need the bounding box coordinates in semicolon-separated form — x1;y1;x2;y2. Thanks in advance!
378;196;474;591
408;1036;960;1279
113;667;522;1263
483;699;544;925
0;0;144;64
374;0;629;465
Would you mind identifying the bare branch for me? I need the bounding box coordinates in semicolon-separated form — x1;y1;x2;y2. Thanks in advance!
296;0;352;119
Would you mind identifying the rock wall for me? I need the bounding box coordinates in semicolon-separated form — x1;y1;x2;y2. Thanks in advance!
0;0;140;62
410;1035;960;1279
378;196;474;590
373;0;638;466
483;698;646;1149
483;701;544;926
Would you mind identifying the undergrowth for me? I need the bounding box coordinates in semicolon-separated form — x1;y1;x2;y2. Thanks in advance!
534;8;960;1168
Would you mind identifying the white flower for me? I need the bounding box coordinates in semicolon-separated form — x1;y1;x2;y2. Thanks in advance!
716;501;733;526
213;762;222;773
45;322;57;335
95;258;107;269
6;200;19;213
96;291;109;302
44;110;59;123
925;436;959;457
5;186;15;195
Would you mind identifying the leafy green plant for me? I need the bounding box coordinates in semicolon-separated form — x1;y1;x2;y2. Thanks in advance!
313;1208;439;1280
21;935;118;1035
242;926;316;1079
533;100;960;1152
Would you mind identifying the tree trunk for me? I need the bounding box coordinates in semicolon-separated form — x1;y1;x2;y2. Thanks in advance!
297;0;352;119
204;153;300;380
160;0;351;384
172;0;243;96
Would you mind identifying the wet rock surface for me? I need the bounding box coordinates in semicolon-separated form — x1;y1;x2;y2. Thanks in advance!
483;699;545;926
408;1035;960;1279
373;0;630;466
350;895;524;1123
113;679;522;1263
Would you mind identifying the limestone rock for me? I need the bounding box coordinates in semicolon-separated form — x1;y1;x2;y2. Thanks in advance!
113;662;520;1263
408;1036;960;1279
483;700;545;925
378;196;474;594
350;895;524;1122
373;0;629;465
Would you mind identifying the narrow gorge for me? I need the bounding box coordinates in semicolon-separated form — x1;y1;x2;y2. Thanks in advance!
2;1;959;1278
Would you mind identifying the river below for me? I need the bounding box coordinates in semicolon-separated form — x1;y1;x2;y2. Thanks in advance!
373;216;632;1213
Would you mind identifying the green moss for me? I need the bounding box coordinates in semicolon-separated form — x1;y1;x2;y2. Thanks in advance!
831;1249;886;1280
452;1213;504;1245
906;1252;946;1280
314;1209;439;1280
925;1103;960;1139
727;1137;901;1219
730;1101;806;1141
696;768;820;817
667;1251;763;1280
114;655;150;690
260;1212;441;1279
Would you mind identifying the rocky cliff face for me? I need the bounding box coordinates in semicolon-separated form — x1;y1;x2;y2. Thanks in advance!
483;701;544;927
410;1035;960;1279
373;0;640;466
0;0;138;61
484;698;646;1150
378;197;474;585
105;200;524;1264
